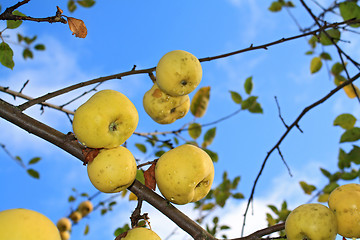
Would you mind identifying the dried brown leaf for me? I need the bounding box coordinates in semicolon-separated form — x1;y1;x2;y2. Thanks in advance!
67;17;87;38
82;148;100;165
56;6;64;14
144;162;156;191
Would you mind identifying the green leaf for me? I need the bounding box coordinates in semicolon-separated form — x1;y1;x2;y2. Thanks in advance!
23;48;33;59
323;182;339;194
155;150;165;157
268;205;279;215
229;91;242;104
317;193;329;203
305;50;314;55
232;176;240;189
84;224;90;235
190;86;210;118
310;56;322;74
135;143;146;153
244;76;253;95
77;0;96;8
320;168;331;178
114;224;130;237
232;192;244;199
340;127;360;143
0;42;15;69
348;145;360;164
319;29;341;46
334;75;346;86
135;170;145;185
320;52;332;60
341;169;359;180
338;148;351;169
269;1;282;12
215;191;230;207
249;102;263;114
202;127;216;148
334;113;357;130
339;1;360;28
202;203;215;211
68;0;77;12
24;36;37;45
308;35;317;49
241;96;258;110
34;44;45;51
80;192;89;197
68;195;76;202
7;10;26;29
27;169;40;179
15;156;22;163
188;123;202;140
28;157;41;165
331;62;346;76
299;181;316;195
203;148;219;162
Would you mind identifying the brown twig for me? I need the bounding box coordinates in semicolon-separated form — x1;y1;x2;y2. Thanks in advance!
241;72;360;236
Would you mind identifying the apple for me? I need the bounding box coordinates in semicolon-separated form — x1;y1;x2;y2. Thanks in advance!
78;200;93;217
69;211;82;223
56;217;72;232
59;231;70;240
0;208;61;240
155;144;214;205
118;227;161;240
87;146;137;193
328;183;360;238
156;50;202;97
143;83;190;124
285;203;337;240
72;89;139;148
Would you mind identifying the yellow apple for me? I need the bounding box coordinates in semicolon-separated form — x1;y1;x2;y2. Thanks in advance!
87;146;137;193
156;50;202;96
69;211;82;223
72;89;139;148
78;200;93;217
0;208;61;240
143;83;190;124
118;227;161;240
56;217;72;232
59;230;70;240
285;203;337;240
155;144;214;205
328;183;360;238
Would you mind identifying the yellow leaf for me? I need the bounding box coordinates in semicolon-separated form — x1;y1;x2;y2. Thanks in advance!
317;193;329;203
129;192;138;201
67;17;87;38
190;86;210;118
341;82;360;99
310;56;322;74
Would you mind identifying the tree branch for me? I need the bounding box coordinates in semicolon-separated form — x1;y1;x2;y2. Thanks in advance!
241;72;360;235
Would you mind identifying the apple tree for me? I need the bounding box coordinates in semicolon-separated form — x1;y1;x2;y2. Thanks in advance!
1;0;360;239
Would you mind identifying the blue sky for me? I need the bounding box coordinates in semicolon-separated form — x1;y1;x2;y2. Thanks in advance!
1;0;359;239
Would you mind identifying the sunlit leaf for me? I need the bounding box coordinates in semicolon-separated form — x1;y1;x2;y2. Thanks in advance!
135;169;145;185
319;29;340;46
268;1;282;12
323;182;339;194
114;224;130;237
339;1;360;28
84;224;90;235
190;86;210;118
188;123;202;139
7;11;26;29
299;181;316;195
333;113;356;130
27;169;40;179
202;203;215;211
244;76;253;95
249;102;263;114
241;96;257;110
229;91;242;104
28;157;41;165
310;56;322;74
135;143;146;153
340;127;360;143
202;127;216;148
342;84;360;99
317;193;329;203
0;42;15;69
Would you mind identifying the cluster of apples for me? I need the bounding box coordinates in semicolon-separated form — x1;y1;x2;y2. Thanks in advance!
56;200;94;240
71;50;214;238
143;50;202;124
285;183;360;240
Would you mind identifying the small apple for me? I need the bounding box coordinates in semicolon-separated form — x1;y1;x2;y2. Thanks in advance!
72;89;139;148
328;183;360;238
155;144;214;205
59;231;70;240
0;208;61;240
156;50;202;97
118;227;161;240
78;200;93;217
143;83;190;124
69;211;82;223
56;217;72;232
87;146;137;193
285;203;337;240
